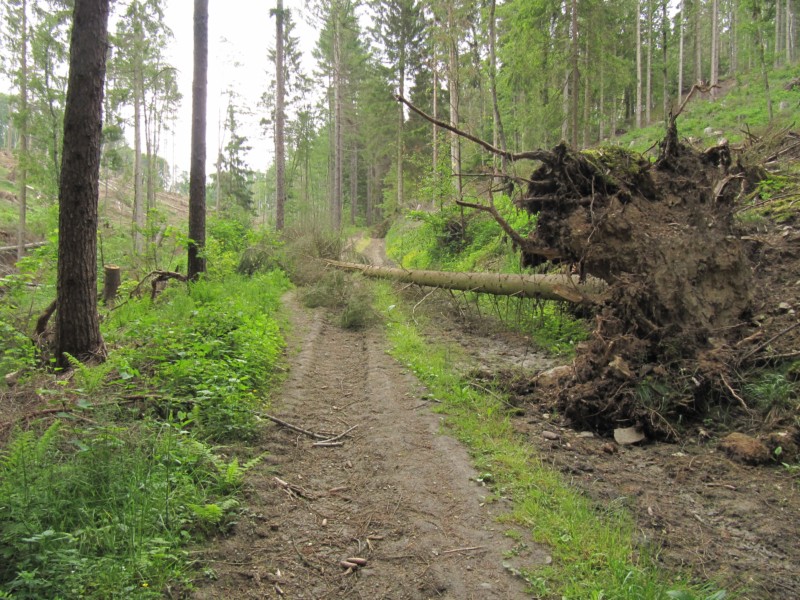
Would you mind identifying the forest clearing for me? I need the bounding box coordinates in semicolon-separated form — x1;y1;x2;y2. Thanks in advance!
2;0;800;599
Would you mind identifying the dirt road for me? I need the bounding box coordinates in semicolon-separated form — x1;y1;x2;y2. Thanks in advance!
192;290;535;599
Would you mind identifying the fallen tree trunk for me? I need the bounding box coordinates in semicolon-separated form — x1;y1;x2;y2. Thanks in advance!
0;241;47;254
324;260;607;304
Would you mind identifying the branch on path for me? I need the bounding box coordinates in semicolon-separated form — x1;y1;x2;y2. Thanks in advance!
261;412;357;444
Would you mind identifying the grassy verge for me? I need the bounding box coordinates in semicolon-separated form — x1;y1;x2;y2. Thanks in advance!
374;281;726;600
0;271;290;598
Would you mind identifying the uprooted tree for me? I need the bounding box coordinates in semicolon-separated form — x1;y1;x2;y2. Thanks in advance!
347;92;793;439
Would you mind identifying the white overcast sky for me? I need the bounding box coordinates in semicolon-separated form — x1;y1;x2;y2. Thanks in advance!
160;0;318;178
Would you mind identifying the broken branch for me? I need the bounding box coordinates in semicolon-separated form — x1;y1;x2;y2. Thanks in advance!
395;94;550;163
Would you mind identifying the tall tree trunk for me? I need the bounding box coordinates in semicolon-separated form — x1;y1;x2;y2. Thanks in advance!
570;0;579;148
711;0;719;98
366;162;373;227
332;11;343;230
188;0;207;281
786;0;793;64
695;0;702;84
447;1;461;198
775;0;783;67
274;0;286;231
599;62;605;140
432;60;438;177
646;0;652;124
16;0;28;262
679;0;685;101
350;140;357;225
582;38;590;148
55;0;111;367
396;52;405;214
729;0;737;74
756;14;773;121
488;0;507;169
636;0;642;128
662;0;669;117
133;72;144;254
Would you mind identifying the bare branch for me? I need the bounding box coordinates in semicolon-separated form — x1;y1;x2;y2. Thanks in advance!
395;94;551;163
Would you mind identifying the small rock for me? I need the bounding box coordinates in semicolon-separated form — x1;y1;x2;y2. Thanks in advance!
4;371;19;387
577;431;595;438
719;432;771;465
614;426;647;446
777;302;792;313
479;582;493;590
535;365;572;388
542;431;560;441
600;443;617;455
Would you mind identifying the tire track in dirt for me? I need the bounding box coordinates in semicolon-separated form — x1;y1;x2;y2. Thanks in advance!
193;292;539;599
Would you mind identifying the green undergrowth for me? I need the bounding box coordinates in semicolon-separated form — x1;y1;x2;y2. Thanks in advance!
385;204;588;355
616;66;800;154
374;282;728;599
0;271;290;598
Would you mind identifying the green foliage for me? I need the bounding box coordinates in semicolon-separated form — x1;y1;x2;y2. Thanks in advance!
0;421;249;599
617;66;800;153
107;272;290;441
204;212;254;278
238;229;286;276
744;371;798;414
300;270;375;330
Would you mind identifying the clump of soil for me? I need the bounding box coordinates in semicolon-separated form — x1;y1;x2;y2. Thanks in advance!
517;121;797;437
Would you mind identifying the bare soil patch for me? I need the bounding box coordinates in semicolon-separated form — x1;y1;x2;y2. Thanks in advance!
191;292;536;599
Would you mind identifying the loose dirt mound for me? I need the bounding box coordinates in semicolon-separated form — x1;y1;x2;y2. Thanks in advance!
517;123;798;437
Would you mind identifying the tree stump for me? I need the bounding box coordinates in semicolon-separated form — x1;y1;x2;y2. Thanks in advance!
103;264;121;306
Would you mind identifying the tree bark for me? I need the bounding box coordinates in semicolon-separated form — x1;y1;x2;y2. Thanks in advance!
487;0;506;168
133;65;145;254
188;0;207;280
645;0;652;124
570;0;579;148
678;0;685;101
102;264;121;305
55;0;111;367
446;1;461;198
711;0;719;98
694;0;702;84
325;260;606;304
17;0;28;262
332;9;343;230
636;0;642;128
274;0;286;231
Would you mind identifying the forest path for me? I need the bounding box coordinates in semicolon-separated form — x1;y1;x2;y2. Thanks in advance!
192;283;537;598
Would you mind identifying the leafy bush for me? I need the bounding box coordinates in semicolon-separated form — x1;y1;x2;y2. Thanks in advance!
106;271;290;440
300;270;375;330
0;421;251;599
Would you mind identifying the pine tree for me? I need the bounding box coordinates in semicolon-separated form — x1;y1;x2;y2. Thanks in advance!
54;0;111;367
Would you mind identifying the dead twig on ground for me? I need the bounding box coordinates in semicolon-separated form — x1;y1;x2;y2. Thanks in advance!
739;320;800;365
315;424;358;444
260;413;333;440
274;477;315;500
441;546;487;555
